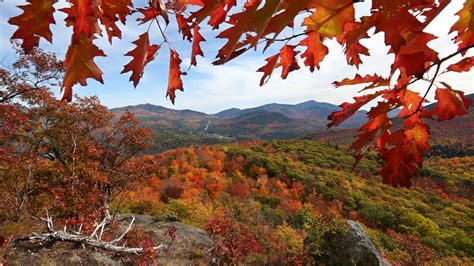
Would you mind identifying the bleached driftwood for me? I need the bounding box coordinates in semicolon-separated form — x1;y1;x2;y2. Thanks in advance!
13;212;164;254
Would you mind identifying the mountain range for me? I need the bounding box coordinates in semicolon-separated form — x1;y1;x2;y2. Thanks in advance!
112;94;473;153
111;100;367;152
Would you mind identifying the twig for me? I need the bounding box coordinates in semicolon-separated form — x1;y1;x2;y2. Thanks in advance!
402;44;474;118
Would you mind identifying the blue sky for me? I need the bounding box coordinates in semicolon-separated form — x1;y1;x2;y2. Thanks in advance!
1;0;472;114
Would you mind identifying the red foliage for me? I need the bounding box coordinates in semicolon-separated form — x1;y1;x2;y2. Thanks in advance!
205;214;262;264
388;230;437;264
139;235;159;264
163;226;177;242
227;182;250;200
160;184;185;203
0;46;153;222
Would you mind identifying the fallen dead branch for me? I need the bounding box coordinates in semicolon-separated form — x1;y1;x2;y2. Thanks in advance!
12;212;164;254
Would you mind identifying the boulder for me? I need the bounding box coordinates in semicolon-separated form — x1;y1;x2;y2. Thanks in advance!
307;220;391;266
121;214;213;265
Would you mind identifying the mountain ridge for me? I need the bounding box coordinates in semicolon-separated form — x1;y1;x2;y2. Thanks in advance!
111;99;368;152
111;94;473;153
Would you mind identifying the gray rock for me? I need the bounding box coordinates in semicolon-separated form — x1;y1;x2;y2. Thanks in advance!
4;248;121;266
311;220;391;266
4;214;213;266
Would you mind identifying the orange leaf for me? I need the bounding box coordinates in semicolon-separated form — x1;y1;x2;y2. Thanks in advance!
177;0;204;6
167;49;185;104
404;123;430;151
380;140;419;188
257;53;280;86
250;0;282;45
397;89;428;118
60;0;99;43
431;86;472;121
351;112;391;153
279;45;300;79
189;0;236;30
191;26;206;66
136;0;169;25
450;0;474;51
121;33;160;87
393;32;438;77
328;91;384;128
345;41;369;67
208;0;236;29
176;14;193;41
379;121;430;188
190;0;221;25
373;2;423;53
447;56;474;72
333;74;385;88
303;0;355;41
8;0;56;52
214;0;260;64
99;0;133;43
299;31;328;72
62;35;105;102
263;0;309;49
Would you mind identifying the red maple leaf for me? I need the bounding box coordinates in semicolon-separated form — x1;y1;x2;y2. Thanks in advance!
257;53;280;86
99;0;133;43
8;0;56;52
62;35;105;102
328;91;384;128
279;45;300;79
167;49;186;104
121;33;160;87
431;85;472;121
191;26;206;66
447;56;474;72
299;31;328;72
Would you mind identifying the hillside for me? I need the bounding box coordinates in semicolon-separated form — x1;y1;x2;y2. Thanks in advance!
114;140;473;264
111;100;367;152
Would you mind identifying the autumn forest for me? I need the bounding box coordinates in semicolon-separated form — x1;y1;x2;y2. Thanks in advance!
1;0;473;265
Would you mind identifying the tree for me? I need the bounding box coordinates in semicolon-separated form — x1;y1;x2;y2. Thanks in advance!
6;0;473;187
0;46;152;222
0;45;64;221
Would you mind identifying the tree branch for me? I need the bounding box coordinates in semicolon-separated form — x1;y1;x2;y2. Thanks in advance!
12;213;164;254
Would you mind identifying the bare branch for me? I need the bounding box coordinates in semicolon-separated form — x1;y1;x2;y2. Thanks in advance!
111;216;135;244
12;214;164;254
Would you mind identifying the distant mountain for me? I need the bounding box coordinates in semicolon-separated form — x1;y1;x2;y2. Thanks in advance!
116;103;210;120
111;100;368;152
112;95;473;153
214;108;242;118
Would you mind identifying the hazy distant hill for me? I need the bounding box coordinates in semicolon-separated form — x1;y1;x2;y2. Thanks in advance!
111;100;367;151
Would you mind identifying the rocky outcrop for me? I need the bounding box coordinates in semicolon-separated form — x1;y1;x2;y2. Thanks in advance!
5;216;390;265
4;214;213;266
125;214;213;265
311;220;391;266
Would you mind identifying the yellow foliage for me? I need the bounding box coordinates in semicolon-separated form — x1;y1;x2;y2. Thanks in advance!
275;223;305;256
163;198;213;227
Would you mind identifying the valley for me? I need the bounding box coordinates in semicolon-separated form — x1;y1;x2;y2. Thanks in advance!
111;100;367;152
